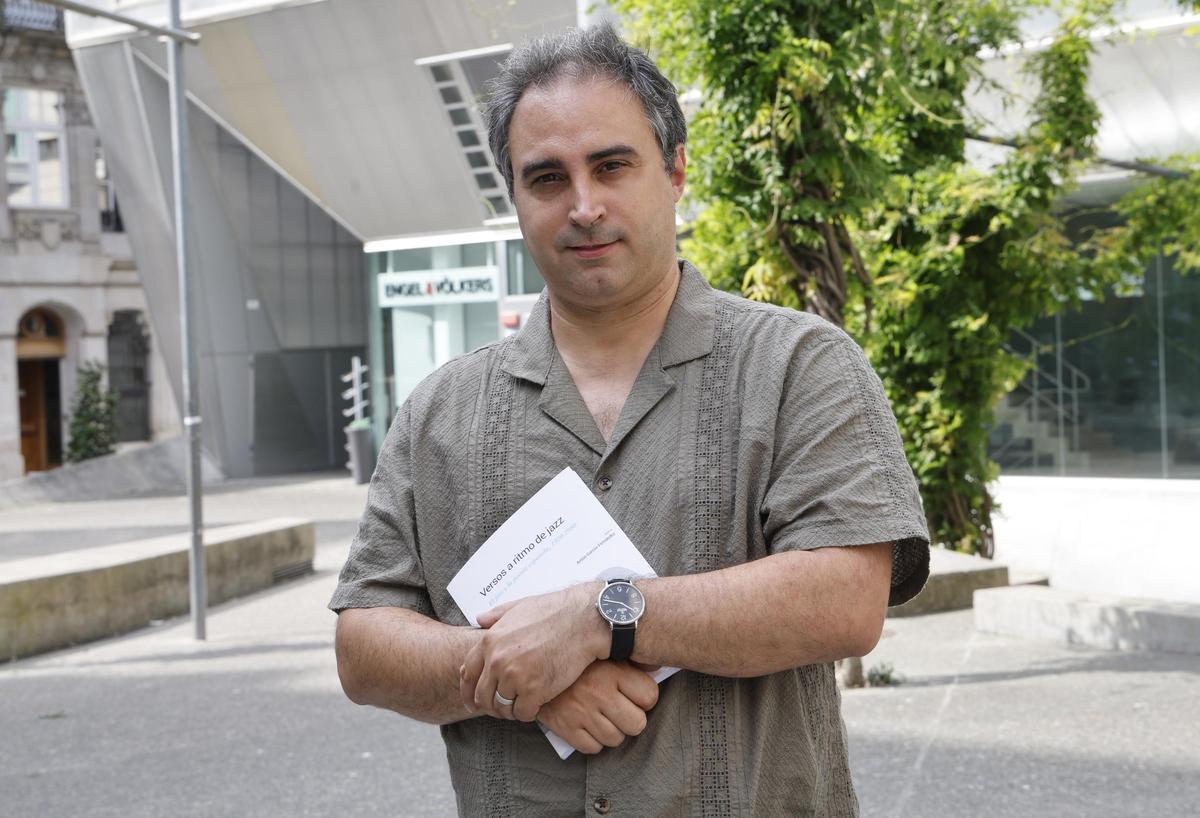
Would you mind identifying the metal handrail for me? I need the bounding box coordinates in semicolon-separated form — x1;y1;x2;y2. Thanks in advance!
1008;328;1094;391
995;327;1094;471
1008;327;1092;397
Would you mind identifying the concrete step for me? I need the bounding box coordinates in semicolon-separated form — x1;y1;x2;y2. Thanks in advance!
888;548;1009;618
1077;427;1118;451
974;585;1200;655
0;518;314;662
1008;568;1050;587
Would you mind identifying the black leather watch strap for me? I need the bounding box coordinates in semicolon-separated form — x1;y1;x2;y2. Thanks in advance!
610;624;635;662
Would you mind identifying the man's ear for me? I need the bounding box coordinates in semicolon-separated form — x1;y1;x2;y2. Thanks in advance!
669;144;687;202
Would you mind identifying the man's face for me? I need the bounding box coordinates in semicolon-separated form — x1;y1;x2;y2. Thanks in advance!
506;74;686;310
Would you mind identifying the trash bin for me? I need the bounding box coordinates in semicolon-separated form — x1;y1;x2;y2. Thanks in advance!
346;424;375;485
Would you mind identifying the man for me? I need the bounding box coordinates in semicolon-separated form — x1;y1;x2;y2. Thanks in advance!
331;23;929;817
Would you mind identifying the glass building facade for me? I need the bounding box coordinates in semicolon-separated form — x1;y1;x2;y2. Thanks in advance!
366;237;546;435
989;252;1200;479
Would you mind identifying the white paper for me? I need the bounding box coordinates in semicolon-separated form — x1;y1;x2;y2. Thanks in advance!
447;467;678;759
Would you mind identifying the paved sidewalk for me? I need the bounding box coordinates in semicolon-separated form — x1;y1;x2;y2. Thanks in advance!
0;472;365;564
2;474;1197;816
847;611;1200;818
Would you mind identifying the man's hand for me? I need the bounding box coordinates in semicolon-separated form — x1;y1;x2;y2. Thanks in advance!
459;582;608;722
537;661;660;754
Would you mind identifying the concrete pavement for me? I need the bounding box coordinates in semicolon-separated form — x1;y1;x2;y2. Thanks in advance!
847;610;1200;818
2;474;1197;817
0;471;363;564
1;475;458;817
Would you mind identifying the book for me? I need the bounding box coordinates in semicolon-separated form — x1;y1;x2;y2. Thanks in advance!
447;467;678;759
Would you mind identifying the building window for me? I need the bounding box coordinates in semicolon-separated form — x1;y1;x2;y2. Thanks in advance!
4;87;68;208
1;1;64;32
17;306;65;358
506;240;545;295
387;242;492;273
989;251;1200;479
96;145;123;231
107;310;150;441
389;247;433;272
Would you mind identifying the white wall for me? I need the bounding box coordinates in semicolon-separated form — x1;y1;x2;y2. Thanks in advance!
992;475;1200;604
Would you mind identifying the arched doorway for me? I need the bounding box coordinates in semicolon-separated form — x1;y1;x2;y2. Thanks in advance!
17;307;65;473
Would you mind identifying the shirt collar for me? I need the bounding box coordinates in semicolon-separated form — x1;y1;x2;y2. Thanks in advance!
659;259;717;367
500;259;716;385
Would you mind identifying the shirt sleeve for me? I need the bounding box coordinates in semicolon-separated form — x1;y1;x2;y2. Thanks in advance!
328;401;434;616
760;327;931;606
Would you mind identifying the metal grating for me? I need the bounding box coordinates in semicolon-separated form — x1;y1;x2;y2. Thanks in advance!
425;50;512;220
1;0;64;32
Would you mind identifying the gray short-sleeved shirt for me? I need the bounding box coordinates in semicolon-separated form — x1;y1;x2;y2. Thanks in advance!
331;260;930;817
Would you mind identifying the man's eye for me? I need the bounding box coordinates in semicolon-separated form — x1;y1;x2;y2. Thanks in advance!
599;161;626;173
532;173;563;186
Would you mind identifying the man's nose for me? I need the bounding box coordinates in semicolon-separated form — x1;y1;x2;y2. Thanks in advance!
568;179;605;228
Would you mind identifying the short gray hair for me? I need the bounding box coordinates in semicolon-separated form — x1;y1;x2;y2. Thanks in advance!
484;23;687;198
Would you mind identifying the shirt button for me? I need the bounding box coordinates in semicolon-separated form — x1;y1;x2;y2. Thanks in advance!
597;476;613;492
592;796;611;814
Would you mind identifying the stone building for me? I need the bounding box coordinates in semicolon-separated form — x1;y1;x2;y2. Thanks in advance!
0;1;178;479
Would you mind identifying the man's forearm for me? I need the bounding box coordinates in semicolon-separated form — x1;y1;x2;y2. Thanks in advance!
627;542;893;676
335;606;482;724
461;542;893;713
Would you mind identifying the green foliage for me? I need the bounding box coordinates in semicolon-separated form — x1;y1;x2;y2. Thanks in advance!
1093;161;1200;275
619;0;1200;552
622;0;1022;325
867;661;903;686
862;3;1120;552
66;362;118;463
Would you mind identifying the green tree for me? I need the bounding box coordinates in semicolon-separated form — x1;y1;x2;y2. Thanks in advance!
66;361;118;463
617;0;1200;552
620;0;1023;326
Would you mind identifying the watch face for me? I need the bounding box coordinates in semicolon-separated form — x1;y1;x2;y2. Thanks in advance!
598;581;644;625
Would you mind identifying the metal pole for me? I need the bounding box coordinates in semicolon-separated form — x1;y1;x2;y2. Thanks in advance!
1031;340;1039;474
1072;370;1080;453
40;0;199;42
1156;253;1169;479
54;0;204;638
1056;313;1066;476
168;0;205;639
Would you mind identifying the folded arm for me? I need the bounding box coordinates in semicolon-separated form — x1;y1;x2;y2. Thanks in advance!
463;541;893;712
628;542;892;674
334;604;661;754
335;606;482;725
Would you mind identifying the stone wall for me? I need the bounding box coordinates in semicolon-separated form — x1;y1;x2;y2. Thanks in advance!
0;22;179;480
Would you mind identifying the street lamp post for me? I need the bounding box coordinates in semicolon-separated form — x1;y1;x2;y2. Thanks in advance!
46;0;205;638
166;0;205;640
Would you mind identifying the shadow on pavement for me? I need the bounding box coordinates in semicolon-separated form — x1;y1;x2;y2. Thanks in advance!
895;646;1200;688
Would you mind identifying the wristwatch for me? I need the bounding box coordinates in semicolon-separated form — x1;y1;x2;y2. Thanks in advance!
596;578;645;661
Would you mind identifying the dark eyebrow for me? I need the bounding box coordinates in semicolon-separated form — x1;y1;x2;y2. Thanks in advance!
586;144;638;164
519;145;640;183
519;157;564;182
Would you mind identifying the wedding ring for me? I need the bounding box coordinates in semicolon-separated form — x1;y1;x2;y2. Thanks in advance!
494;690;515;707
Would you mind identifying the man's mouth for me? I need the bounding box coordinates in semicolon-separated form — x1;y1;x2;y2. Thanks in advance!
569;241;617;259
